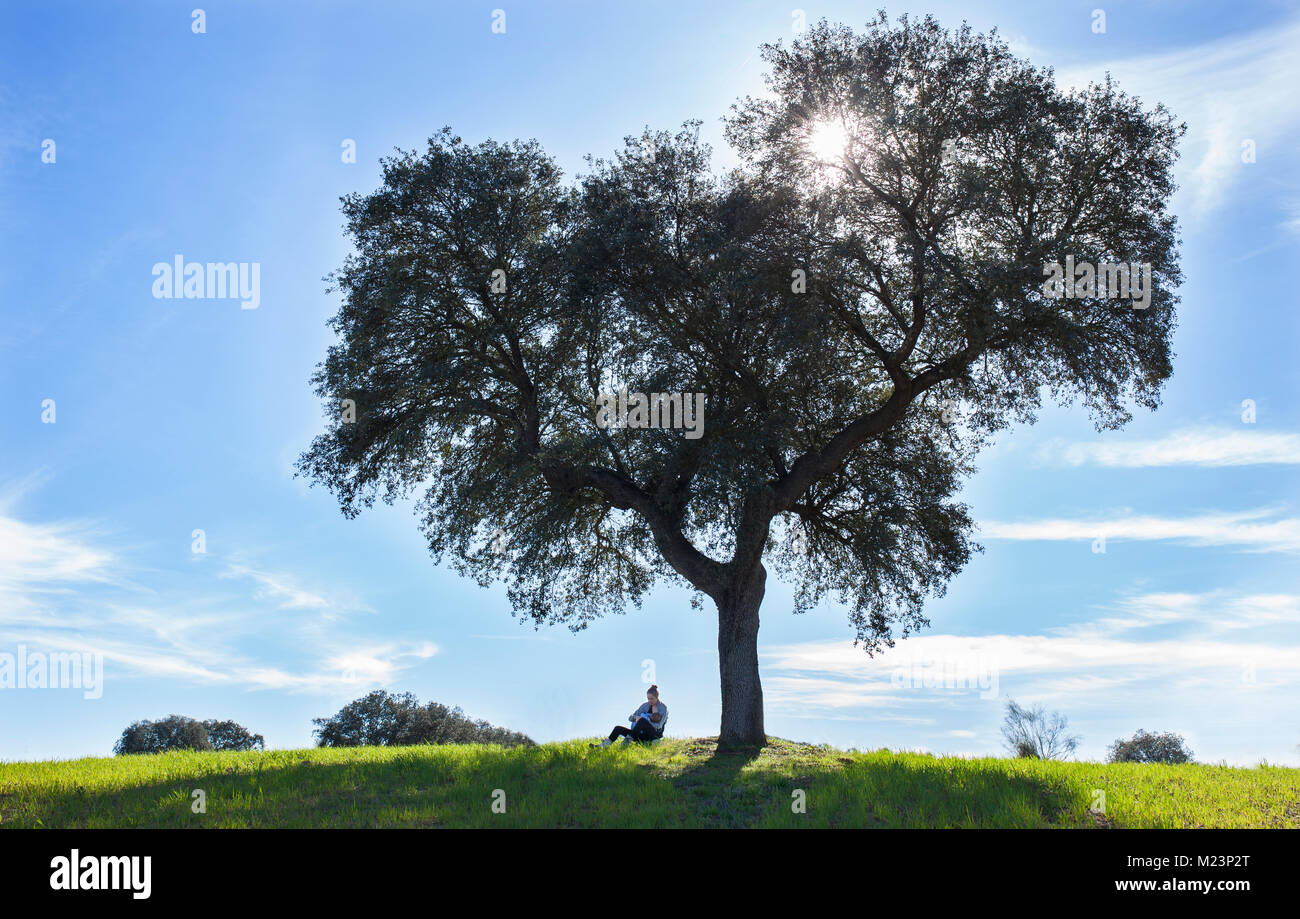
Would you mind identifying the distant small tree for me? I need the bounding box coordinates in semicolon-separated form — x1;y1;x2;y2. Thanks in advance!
113;715;264;755
202;719;265;752
1001;699;1080;760
1107;729;1193;764
312;690;534;748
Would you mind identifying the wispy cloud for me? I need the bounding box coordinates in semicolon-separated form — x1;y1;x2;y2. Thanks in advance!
0;515;114;590
221;562;333;611
767;632;1290;687
762;590;1300;715
4;623;438;693
0;495;428;694
325;643;440;686
980;508;1300;553
1065;591;1300;636
1057;16;1300;218
1041;428;1300;468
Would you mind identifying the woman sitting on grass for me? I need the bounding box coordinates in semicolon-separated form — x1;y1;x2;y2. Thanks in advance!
593;685;668;746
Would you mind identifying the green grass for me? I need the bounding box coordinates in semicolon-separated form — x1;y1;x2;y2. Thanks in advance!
2;737;1297;828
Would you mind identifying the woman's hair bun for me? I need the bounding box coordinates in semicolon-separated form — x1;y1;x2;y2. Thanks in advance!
649;684;659;692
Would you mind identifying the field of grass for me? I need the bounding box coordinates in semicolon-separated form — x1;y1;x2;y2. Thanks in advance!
2;737;1297;829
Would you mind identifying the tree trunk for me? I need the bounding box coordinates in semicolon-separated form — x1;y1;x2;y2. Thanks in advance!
716;563;767;747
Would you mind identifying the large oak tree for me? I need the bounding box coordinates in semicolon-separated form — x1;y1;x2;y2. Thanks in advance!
298;15;1182;746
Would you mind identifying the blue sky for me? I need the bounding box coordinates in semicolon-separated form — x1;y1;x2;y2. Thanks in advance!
2;0;1298;764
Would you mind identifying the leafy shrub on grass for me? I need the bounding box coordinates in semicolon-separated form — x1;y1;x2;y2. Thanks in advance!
113;715;265;754
1107;730;1194;764
312;690;533;748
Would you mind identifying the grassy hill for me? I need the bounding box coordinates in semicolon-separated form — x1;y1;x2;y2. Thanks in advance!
2;737;1297;829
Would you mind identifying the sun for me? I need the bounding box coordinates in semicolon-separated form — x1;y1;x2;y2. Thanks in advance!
807;118;850;164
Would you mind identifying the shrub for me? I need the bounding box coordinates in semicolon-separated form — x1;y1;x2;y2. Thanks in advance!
1107;729;1193;764
113;715;264;754
313;690;533;748
114;715;213;754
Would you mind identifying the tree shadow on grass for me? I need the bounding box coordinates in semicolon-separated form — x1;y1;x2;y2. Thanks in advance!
667;738;766;828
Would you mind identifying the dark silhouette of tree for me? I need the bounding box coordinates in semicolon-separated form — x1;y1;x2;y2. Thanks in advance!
1001;699;1080;760
312;690;533;748
1107;729;1193;764
202;719;265;752
113;716;264;755
298;14;1182;746
114;715;212;755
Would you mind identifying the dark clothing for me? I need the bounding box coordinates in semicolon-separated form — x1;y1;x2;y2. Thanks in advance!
608;720;661;742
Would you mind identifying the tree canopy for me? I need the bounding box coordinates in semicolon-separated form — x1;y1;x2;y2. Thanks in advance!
312;690;534;748
298;14;1183;744
1107;729;1194;764
113;715;264;755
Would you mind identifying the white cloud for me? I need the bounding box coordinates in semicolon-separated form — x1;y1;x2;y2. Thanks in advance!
761;601;1300;715
218;558;375;621
325;642;440;687
1043;428;1300;468
764;673;900;709
222;562;332;611
0;515;114;589
767;632;1298;683
980;508;1300;553
0;497;427;695
1076;591;1300;635
1056;17;1300;217
2;625;438;693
